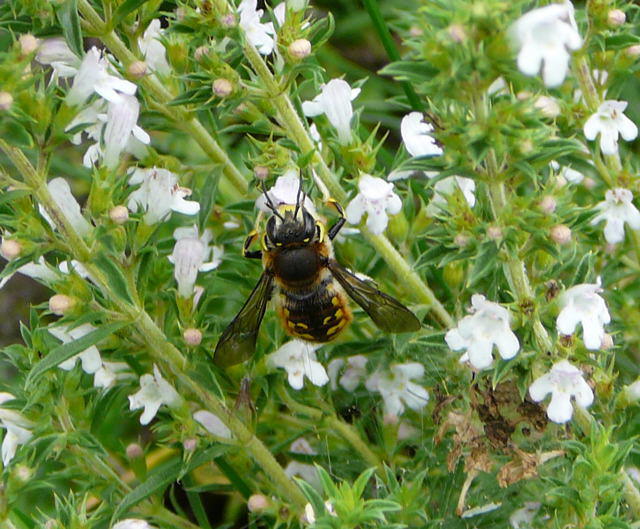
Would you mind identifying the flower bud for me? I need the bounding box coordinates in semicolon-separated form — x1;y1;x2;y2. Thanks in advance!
19;34;39;56
625;44;640;58
409;26;423;37
109;205;129;224
44;520;58;529
254;166;269;180
213;78;233;97
288;39;312;60
14;464;32;483
608;9;626;27
600;333;614;350
194;46;209;61
550;224;571;245
183;438;197;452
248;493;270;512
0;239;22;260
454;233;470;247
0;92;13;111
628;380;640;400
582;177;596;190
516;90;532;101
49;294;75;315
126;443;144;459
447;24;467;43
220;13;236;28
183;328;203;346
127;60;148;79
383;412;399;425
487;225;502;240
538;195;557;214
534;96;560;118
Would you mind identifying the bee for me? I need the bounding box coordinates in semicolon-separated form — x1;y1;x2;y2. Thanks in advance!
214;184;421;367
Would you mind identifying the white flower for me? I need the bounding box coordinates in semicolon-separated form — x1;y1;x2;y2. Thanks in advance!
127;167;200;225
49;323;103;374
426;176;476;216
345;174;402;235
169;225;222;298
99;95;151;169
0;256;59;289
39;177;92;237
590;188;640;244
35;37;79;79
111;520;155;529
549;160;585;184
365;363;429;417
509;502;541;529
445;294;520;370
255;170;316;215
284;438;320;489
93;361;129;389
128;365;182;425
556;279;610;350
584;100;638;155
529;360;594;423
0;393;33;466
512;0;582;87
238;0;277;55
65;98;107;145
400;112;443;158
268;340;329;390
66;47;137;106
194;410;232;439
302;79;361;145
327;355;368;391
139;20;171;75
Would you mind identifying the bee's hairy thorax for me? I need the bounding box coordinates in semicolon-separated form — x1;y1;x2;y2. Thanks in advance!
265;240;352;342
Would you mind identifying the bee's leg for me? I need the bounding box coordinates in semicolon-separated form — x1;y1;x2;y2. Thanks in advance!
243;230;262;259
327;198;346;240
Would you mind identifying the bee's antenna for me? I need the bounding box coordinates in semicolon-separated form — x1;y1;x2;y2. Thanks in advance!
261;183;284;221
293;173;304;219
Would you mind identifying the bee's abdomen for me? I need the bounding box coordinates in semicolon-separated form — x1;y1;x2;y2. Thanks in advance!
277;273;352;343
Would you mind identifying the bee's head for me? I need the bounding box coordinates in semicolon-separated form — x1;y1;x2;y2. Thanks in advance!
266;206;316;246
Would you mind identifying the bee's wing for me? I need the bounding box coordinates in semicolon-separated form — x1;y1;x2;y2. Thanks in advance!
214;272;274;367
328;260;421;333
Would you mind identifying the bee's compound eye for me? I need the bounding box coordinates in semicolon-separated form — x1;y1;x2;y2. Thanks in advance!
303;238;310;242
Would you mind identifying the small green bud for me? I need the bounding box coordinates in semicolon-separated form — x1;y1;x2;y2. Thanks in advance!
286;0;306;12
550;224;571;245
213;78;233;97
127;60;148;79
0;238;22;260
183;328;203;346
248;493;270;512
288;39;311;60
443;262;464;288
49;294;75;315
19;34;39;56
607;9;625;27
0;92;13;111
109;205;129;224
539;195;557;214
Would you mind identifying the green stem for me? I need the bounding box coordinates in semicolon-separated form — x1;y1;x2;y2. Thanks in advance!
242;43;453;327
76;0;248;194
361;0;423;111
486;170;553;353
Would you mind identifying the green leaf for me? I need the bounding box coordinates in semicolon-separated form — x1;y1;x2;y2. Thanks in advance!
91;253;135;304
112;0;153;27
379;60;438;85
353;467;376;498
55;0;83;57
572;251;593;286
26;321;129;386
112;445;229;521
